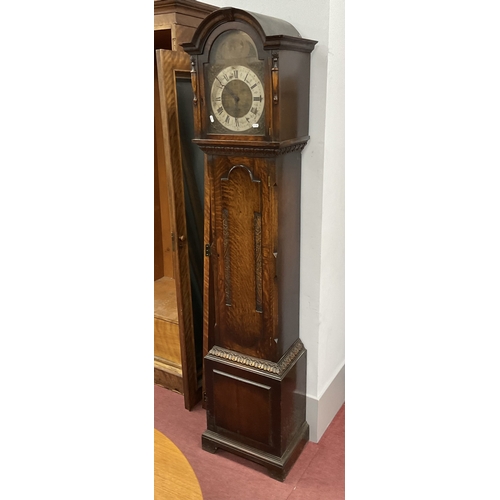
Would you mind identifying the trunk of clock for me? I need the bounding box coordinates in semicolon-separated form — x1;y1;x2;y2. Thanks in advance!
202;148;308;481
206;151;302;359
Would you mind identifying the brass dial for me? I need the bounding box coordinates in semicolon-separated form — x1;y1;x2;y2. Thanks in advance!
210;65;265;133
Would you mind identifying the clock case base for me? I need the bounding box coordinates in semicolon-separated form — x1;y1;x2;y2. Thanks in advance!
202;341;308;481
202;423;309;482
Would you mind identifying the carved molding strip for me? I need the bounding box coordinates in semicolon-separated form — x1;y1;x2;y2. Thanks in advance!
208;339;305;376
222;208;231;306
198;142;307;157
254;212;263;313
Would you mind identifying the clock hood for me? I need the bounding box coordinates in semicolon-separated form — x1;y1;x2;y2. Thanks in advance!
181;7;316;55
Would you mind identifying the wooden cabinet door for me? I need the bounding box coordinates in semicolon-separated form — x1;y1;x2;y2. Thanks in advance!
155;48;201;410
209;156;277;362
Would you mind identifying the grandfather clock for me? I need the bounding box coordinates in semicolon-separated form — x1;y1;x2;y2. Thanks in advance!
182;8;317;481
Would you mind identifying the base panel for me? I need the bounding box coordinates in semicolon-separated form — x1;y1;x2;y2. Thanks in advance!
202;421;309;482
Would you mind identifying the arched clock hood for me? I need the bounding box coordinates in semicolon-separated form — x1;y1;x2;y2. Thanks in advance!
181;6;317;148
181;7;316;54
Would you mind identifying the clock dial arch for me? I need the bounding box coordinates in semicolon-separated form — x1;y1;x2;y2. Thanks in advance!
210;65;265;132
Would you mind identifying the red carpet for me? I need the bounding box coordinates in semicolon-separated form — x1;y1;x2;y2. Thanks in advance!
154;385;345;499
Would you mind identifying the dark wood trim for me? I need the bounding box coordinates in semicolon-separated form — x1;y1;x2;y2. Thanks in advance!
181;7;315;55
201;422;309;482
192;137;309;157
263;35;318;53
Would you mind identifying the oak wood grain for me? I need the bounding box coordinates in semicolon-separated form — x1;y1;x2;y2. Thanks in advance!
154;429;203;500
154;359;184;394
154;277;182;365
211;156;276;361
156;48;199;410
202;153;213;408
154;276;179;323
154;64;175;280
154;318;182;365
154;133;164;281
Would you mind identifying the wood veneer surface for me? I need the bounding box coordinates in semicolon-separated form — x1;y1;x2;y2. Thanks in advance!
154;428;203;500
154;276;182;366
154;276;178;323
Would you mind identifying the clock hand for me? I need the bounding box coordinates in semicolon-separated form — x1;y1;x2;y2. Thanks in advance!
226;86;240;103
217;77;240;102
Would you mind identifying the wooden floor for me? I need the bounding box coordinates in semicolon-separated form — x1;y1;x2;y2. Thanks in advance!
154;429;203;500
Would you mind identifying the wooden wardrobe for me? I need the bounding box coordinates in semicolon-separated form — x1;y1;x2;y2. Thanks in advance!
154;0;216;410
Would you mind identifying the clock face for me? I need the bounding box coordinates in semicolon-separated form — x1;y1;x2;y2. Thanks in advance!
209;65;265;133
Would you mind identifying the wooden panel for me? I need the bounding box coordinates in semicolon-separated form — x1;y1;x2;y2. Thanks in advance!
212;156;276;361
275;152;301;357
220;164;263;339
202;153;214;407
154;13;174;31
154;63;174;279
154;277;181;364
279;350;307;454
154;276;178;323
276;50;314;143
154;0;217;30
212;369;272;448
154;132;164;281
154;318;181;365
156;48;199;409
154;361;184;394
172;24;197;51
203;348;309;480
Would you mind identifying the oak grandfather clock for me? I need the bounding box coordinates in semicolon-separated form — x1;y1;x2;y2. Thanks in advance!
182;7;317;481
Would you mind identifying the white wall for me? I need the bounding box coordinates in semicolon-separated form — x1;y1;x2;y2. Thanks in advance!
317;0;345;441
210;0;345;442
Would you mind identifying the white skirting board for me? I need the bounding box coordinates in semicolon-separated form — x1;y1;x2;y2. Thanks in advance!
306;364;345;443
